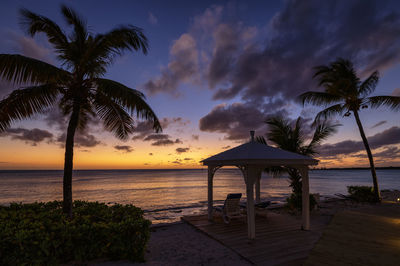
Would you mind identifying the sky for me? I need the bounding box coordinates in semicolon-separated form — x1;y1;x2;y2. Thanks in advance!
0;0;400;169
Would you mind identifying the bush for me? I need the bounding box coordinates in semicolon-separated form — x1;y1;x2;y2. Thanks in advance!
347;186;377;203
0;201;151;265
286;193;317;211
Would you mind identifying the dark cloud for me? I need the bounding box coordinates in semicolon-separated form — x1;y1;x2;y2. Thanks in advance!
184;158;193;161
319;126;400;157
144;134;171;141
1;128;53;146
132;117;189;141
7;31;53;63
57;132;102;148
371;121;387;129
176;147;190;154
132;120;157;140
143;2;400;140
222;145;231;149
392;88;400;96
114;145;134;153
373;146;400;158
152;138;182;146
143;133;183;146
210;0;400;102
143;34;199;96
192;134;199;140
199;102;286;140
149;153;153;156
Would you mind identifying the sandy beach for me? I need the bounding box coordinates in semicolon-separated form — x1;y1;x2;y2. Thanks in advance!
92;190;400;266
93;222;251;266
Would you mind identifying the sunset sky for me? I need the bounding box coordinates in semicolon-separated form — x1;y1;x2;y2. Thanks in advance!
1;0;400;169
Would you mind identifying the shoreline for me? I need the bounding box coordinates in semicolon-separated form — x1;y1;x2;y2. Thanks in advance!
1;167;400;171
96;190;400;265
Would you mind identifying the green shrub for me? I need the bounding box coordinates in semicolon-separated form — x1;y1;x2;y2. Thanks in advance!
0;201;151;265
347;186;377;203
286;193;317;211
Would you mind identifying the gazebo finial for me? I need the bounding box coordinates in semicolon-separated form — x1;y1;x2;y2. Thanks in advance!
250;130;255;142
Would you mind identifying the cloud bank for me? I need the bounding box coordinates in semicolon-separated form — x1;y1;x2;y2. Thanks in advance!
143;1;400;140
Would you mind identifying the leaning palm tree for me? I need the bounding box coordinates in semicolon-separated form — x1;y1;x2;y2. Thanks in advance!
257;117;338;209
0;6;162;217
299;58;400;202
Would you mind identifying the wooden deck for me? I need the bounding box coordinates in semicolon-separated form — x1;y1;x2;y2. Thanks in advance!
182;211;332;265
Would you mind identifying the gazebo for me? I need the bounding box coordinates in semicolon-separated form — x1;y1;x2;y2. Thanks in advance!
201;131;318;239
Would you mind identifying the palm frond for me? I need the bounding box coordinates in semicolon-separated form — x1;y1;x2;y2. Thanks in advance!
299;91;342;106
312;58;360;96
255;135;268;145
95;78;161;132
265;117;295;152
358;71;379;97
305;121;340;156
367;96;400;110
95;25;149;57
293;117;304;148
94;92;135;140
61;5;87;44
0;54;69;85
19;8;68;52
314;104;345;123
0;84;60;132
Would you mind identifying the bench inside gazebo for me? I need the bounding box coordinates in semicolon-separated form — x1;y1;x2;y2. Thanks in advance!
200;131;318;240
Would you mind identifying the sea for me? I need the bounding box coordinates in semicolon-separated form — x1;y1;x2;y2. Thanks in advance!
0;169;399;224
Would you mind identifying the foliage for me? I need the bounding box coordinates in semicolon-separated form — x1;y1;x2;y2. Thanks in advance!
299;58;400;123
299;58;400;202
0;5;162;216
0;201;151;265
347;186;378;203
257;116;338;210
286;193;317;211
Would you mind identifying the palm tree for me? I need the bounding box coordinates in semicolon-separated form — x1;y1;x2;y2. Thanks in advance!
299;58;400;201
257;117;338;209
0;6;162;217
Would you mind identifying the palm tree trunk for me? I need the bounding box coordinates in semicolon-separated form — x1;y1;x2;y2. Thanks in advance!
353;110;381;202
62;100;80;217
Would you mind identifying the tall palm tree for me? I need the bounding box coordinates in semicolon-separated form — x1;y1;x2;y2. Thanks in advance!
0;6;162;217
299;58;400;202
257;117;338;208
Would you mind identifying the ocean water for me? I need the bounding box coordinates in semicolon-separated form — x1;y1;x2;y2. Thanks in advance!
0;169;399;223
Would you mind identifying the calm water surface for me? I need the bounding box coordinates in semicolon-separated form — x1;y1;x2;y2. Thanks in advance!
0;169;399;223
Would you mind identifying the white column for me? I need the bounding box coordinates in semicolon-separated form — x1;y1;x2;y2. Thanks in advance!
208;166;214;221
255;171;261;203
300;167;310;230
246;166;257;239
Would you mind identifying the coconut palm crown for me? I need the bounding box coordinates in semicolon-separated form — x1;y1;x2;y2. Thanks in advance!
257;117;338;202
0;6;162;217
299;58;400;201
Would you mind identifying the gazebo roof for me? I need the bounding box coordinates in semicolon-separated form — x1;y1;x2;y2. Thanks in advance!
202;132;318;166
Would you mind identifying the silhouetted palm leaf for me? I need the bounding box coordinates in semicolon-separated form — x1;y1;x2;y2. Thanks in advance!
0;6;161;216
367;96;400;110
0;85;60;131
300;58;400;202
358;71;378;97
0;54;68;85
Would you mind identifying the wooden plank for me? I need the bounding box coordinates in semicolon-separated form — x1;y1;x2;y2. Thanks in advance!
183;212;331;265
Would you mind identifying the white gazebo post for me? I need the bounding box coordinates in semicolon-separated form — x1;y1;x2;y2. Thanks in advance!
208;166;214;221
255;170;261;204
246;166;258;239
300;166;310;230
202;130;318;239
